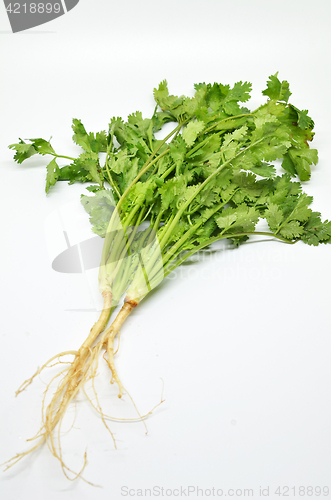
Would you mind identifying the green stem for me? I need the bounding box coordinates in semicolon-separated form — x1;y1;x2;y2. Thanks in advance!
200;112;254;136
147;124;183;180
104;143;121;199
163;231;296;278
53;153;76;161
160;162;176;179
185;130;225;159
100;121;186;290
153;209;164;233
106;204;142;267
117;207;146;269
116;121;185;213
102;205;145;293
157;213;175;248
162;195;237;267
143;148;171;179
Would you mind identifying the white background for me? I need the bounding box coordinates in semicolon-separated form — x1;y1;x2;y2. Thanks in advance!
1;1;331;498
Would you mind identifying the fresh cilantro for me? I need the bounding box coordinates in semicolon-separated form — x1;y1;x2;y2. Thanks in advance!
7;74;331;476
9;74;330;273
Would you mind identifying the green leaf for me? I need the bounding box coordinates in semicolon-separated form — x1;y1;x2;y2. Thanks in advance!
153;80;184;119
285;193;313;223
58;163;90;184
182;96;199;118
187;134;222;164
75;152;104;186
153;80;170;105
72;119;107;153
262;73;291;103
231;171;264;204
225;81;252;104
251;113;279;141
86;185;103;193
108;150;130;175
215;204;260;233
278;105;315;148
158;175;187;210
264;203;284;231
287;147;318;181
95;131;108;152
182;121;205;147
169;136;187;174
223;82;252;115
281;153;297;177
128;111;152;136
289;105;314;130
72;118;92;152
214;116;248;132
265;189;313;239
250;162;276;178
197;182;220;208
215;209;237;232
279;220;304;239
29;138;55;156
45;158;59;193
9;137;57;163
195;218;217;243
9;139;38;164
59;153;104;186
81;189;116;237
268;174;300;205
301;212;331;245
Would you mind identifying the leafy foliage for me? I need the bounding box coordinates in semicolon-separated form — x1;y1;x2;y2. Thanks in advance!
10;74;331;298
